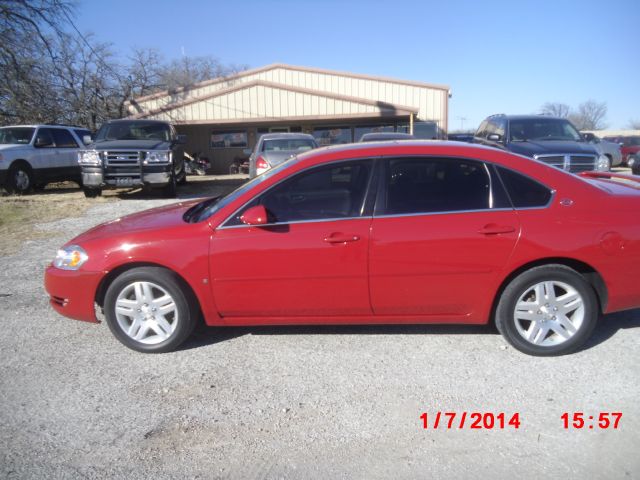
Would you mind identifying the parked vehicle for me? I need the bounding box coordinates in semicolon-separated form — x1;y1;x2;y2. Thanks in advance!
184;152;210;176
78;119;187;198
581;132;622;167
0;124;90;193
360;132;415;142
630;154;640;175
45;141;640;356
247;133;318;178
603;135;640;166
474;115;609;173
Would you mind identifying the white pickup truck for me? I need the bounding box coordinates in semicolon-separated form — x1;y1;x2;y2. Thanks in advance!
0;124;90;193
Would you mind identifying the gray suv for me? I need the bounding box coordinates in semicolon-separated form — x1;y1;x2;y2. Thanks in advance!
0;124;90;194
474;115;609;173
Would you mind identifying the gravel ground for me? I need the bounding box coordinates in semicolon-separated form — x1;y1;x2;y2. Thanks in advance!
1;178;639;479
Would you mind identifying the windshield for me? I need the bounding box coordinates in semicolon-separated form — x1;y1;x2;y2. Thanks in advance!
509;118;582;142
192;155;304;222
262;139;315;152
95;122;172;142
0;127;35;145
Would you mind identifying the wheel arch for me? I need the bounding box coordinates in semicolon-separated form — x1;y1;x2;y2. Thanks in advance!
490;257;608;323
95;262;204;320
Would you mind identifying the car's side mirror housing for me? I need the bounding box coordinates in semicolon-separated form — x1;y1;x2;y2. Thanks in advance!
82;135;93;145
487;133;502;142
34;136;52;148
583;133;596;142
240;205;268;226
176;134;187;145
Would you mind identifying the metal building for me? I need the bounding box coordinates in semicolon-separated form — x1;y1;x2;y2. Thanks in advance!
127;64;450;174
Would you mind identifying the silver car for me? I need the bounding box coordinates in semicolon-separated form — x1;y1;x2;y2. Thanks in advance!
247;133;318;178
583;132;623;168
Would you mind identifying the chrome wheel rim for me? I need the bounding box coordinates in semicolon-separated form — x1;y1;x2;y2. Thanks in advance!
14;170;30;191
115;281;178;345
513;281;584;346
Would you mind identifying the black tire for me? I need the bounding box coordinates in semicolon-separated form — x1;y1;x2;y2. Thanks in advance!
6;162;33;194
632;158;640;176
162;172;177;198
495;265;599;356
83;187;102;198
103;267;198;353
177;165;187;185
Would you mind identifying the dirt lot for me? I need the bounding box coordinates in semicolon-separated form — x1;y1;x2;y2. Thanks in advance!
0;175;639;479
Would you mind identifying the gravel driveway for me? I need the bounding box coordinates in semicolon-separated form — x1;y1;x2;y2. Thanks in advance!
1;180;639;479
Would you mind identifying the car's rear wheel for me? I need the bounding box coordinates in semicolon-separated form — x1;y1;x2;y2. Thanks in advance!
103;267;198;353
6;163;33;194
495;265;599;356
83;187;102;198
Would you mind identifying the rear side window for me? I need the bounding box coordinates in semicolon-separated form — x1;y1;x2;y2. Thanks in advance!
496;166;552;208
381;158;491;215
52;129;79;148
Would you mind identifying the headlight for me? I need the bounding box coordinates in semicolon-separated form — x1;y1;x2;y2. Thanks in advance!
78;150;100;165
53;245;88;270
596;154;610;172
145;151;170;164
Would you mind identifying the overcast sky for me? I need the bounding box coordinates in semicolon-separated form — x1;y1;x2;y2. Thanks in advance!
77;0;639;131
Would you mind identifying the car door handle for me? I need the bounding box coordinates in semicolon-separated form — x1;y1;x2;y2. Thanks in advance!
324;233;360;244
477;224;516;235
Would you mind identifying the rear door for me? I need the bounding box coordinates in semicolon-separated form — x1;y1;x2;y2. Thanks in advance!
369;156;520;319
210;159;375;319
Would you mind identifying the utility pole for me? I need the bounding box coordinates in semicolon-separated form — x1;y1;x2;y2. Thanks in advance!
457;116;467;131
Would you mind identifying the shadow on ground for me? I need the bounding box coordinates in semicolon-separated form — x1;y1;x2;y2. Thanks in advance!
181;309;640;353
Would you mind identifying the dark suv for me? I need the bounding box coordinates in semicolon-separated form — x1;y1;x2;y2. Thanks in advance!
474;115;609;173
78;119;187;198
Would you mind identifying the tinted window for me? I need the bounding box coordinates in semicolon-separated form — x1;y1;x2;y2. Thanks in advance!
496;166;552;208
508;118;581;142
52;129;78;148
228;160;373;225
35;128;55;148
382;158;491;215
262;139;316;152
96;122;172;142
0;127;35;144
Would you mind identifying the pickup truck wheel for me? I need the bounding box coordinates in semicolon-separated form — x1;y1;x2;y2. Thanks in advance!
177;165;187;185
7;163;33;194
495;265;598;356
162;172;177;198
103;267;198;353
83;187;102;198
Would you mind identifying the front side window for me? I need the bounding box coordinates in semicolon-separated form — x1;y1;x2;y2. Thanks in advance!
381;158;493;215
52;129;79;148
226;160;373;226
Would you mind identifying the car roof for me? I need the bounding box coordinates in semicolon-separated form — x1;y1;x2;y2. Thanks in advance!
1;124;81;129
487;114;569;122
260;133;315;140
104;119;169;125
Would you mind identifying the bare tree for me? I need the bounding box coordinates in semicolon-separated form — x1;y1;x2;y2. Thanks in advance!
159;55;247;91
627;119;640;130
540;102;571;118
569;100;608;130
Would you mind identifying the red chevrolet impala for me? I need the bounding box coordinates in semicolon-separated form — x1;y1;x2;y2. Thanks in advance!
45;142;640;356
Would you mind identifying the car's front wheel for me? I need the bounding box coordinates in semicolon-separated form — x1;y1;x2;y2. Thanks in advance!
495;265;599;356
103;267;198;353
6;163;33;194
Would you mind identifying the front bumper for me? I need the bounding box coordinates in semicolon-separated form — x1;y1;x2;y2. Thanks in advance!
81;165;171;188
44;265;104;323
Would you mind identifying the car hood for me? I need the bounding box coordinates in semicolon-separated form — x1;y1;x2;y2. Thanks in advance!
508;140;598;157
70;200;201;245
89;139;172;150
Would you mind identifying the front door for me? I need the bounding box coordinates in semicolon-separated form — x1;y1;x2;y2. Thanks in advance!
369;156;520;319
210;159;375;319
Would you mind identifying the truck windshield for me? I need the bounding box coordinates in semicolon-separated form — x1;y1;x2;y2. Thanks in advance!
0;127;35;145
262;139;316;152
95;122;172;142
510;119;582;142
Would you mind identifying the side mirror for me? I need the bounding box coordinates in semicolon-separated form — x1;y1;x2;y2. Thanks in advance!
240;205;268;226
176;134;187;145
243;148;253;157
34;135;52;148
582;133;595;142
82;135;93;145
487;133;502;142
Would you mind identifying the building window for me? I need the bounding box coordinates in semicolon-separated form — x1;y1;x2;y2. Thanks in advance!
312;127;352;146
354;125;394;142
211;130;248;148
397;121;438;139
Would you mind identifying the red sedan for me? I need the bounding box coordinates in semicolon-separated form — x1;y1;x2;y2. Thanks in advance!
45;142;640;356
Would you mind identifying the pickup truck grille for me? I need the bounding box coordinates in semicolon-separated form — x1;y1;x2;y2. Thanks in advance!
534;154;597;173
104;151;141;167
